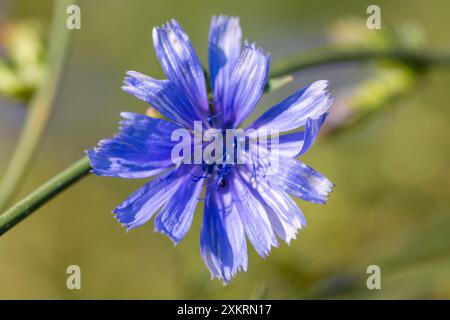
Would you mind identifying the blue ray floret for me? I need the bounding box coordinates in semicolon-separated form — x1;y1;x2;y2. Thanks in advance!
87;15;334;283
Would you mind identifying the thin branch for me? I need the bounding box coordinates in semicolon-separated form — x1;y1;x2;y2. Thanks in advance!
270;47;450;78
0;0;76;211
0;157;90;236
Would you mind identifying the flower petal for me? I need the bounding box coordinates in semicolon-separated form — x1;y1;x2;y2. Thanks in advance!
222;42;270;127
265;155;333;204
276;113;328;158
87;112;181;178
154;166;205;243
122;71;202;129
248;80;333;135
113;167;189;230
231;171;278;257
200;183;247;283
238;168;306;244
153;20;209;119
208;15;242;124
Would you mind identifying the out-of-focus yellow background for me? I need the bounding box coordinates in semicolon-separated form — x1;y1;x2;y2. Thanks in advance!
0;0;449;299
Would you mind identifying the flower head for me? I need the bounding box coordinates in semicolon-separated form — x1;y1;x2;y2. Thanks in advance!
88;15;334;283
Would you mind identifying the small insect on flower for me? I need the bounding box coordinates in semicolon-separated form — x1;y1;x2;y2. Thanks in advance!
87;15;334;283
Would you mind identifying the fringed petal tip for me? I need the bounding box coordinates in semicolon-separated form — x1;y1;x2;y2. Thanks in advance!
154;226;181;246
208;264;248;285
283;219;306;246
312;184;334;205
306;80;334;108
243;39;271;60
112;208;149;233
307;80;333;100
121;71;159;102
123;73;142;89
85;149;111;177
317;177;335;200
123;70;153;84
311;80;335;116
312;79;329;90
211;15;240;26
86;150;105;177
153;18;183;33
112;208;139;232
113;205;156;233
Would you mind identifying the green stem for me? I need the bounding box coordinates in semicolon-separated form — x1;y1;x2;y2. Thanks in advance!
270;47;450;78
1;47;450;236
0;0;76;211
0;157;90;236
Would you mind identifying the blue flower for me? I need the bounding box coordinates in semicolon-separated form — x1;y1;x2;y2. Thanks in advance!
88;16;334;283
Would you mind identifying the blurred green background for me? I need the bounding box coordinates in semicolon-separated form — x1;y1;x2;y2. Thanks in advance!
0;0;449;299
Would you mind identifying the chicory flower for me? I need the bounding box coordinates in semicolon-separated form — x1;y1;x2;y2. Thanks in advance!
88;16;334;283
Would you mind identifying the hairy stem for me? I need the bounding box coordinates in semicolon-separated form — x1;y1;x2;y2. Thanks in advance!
0;0;76;211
